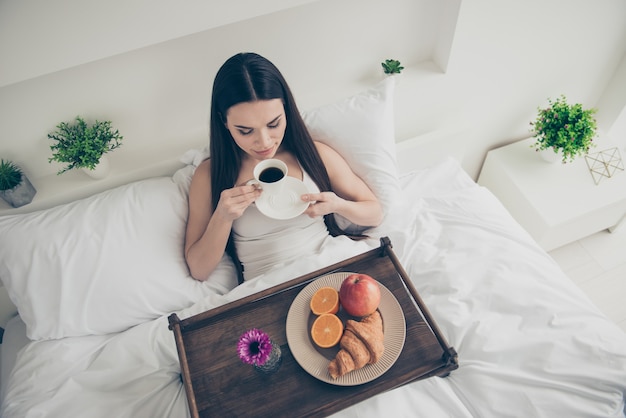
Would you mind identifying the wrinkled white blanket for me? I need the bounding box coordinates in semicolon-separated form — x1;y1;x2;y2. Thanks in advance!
2;159;625;418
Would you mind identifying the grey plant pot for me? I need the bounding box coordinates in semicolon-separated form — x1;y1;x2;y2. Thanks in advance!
0;174;37;208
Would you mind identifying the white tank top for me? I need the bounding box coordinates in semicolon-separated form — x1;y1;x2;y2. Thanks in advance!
232;165;330;281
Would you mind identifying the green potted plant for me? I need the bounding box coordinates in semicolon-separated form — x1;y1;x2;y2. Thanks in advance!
48;116;123;178
381;59;404;75
530;95;597;163
0;159;37;208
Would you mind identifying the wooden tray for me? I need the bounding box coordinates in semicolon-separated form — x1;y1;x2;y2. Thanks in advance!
168;237;458;418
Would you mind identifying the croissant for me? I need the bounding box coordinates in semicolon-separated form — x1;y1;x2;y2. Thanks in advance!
328;310;384;379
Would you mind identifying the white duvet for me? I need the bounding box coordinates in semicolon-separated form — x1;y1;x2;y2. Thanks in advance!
2;158;626;418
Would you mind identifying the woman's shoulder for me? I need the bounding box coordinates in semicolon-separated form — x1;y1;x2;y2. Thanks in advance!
313;140;330;152
313;141;345;163
197;158;211;172
191;158;211;183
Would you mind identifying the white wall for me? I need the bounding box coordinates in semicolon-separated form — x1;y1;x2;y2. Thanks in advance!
0;0;320;87
0;0;625;210
446;0;626;170
596;53;626;149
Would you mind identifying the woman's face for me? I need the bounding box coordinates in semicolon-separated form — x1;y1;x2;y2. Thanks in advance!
225;99;287;161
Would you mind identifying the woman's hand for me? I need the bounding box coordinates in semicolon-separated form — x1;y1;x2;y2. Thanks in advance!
214;184;262;221
301;192;340;218
307;142;383;227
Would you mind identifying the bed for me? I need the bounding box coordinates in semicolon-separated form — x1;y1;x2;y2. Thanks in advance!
1;78;625;418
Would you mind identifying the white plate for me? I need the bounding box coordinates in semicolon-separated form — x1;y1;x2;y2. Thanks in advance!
286;272;406;386
255;177;309;220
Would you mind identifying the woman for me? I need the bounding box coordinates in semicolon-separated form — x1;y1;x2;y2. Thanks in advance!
185;52;382;282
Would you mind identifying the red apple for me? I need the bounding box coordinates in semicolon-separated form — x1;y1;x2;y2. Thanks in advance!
339;274;381;317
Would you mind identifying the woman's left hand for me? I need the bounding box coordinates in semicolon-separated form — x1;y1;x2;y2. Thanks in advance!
301;192;339;218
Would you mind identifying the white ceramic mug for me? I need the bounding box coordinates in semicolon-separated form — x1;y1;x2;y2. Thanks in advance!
249;159;288;195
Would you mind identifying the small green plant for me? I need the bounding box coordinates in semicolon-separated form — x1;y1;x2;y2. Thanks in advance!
0;159;23;191
530;95;597;163
48;116;123;174
381;59;404;75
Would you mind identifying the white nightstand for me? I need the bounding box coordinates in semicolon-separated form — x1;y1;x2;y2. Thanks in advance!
478;137;626;251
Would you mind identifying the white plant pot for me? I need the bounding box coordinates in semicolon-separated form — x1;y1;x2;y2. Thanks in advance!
81;155;110;179
382;72;402;85
539;147;561;163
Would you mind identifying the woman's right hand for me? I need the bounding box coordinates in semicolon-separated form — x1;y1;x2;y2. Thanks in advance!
214;184;262;221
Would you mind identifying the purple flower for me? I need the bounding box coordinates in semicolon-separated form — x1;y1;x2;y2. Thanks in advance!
237;328;272;366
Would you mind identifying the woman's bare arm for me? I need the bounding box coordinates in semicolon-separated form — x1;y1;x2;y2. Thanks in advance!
302;142;383;227
184;159;260;281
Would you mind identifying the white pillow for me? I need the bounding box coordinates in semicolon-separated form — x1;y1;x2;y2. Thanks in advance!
302;77;400;223
0;177;238;340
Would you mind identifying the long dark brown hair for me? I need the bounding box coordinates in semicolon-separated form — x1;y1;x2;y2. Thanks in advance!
209;52;358;281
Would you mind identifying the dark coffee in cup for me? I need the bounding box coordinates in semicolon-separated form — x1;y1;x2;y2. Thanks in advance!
252;159;288;195
259;167;285;183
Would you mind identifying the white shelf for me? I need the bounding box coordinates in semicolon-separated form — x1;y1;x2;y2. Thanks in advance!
0;138;203;216
478;137;626;251
0;58;450;217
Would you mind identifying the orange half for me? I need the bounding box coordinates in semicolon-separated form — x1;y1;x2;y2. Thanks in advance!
310;286;340;315
311;313;344;348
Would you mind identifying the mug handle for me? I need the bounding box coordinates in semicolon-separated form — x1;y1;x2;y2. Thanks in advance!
246;179;262;190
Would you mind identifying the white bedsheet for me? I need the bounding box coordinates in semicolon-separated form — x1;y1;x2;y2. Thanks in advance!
2;159;625;417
